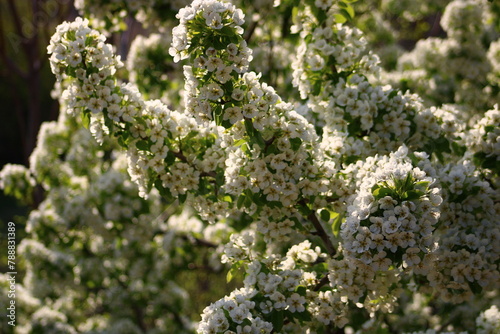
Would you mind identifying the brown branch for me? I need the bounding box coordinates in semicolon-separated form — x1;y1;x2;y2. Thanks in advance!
181;234;218;248
308;210;336;256
244;18;259;43
313;274;330;291
299;199;336;256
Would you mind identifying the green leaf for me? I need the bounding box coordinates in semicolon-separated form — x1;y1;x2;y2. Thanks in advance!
244;195;253;208
405;189;425;200
312;80;322;95
165;151;176;165
269;310;284;332
291;309;312;323
136;140;150;151
227;261;243;283
213;37;226;50
237;194;246;209
451;142;466;157
295;285;307;296
290;137;303;151
334;13;347;24
415;180;430;188
331;212;342;237
216;170;225;186
484;125;495;133
179;193;187;204
233;138;247;147
347;117;362;136
339;2;355;19
104;112;114;132
244;118;255;135
320;209;330;222
184;130;199;141
219;25;234;37
65;66;77;78
343;155;360;165
81;111;91;129
155;180;174;201
372;187;392;199
298;204;312;216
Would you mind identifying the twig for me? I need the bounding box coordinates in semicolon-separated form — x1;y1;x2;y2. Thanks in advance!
303;204;336;256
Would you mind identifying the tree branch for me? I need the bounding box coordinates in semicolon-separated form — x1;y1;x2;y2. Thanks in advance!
299;200;336;256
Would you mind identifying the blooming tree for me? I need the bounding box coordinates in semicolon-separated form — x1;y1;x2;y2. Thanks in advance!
1;0;499;333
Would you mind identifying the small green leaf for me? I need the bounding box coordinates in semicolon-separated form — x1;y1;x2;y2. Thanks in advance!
65;66;77;77
269;310;284;332
290;137;303;151
291;309;312;323
184;130;199;141
373;187;392;199
334;13;347;23
233;138;247;147
484;125;495;133
118;136;128;148
331;212;342;237
81;111;91;129
405;189;425;200
179;193;187;204
320;209;330;222
339;3;355;19
237;194;246;209
295;285;307;296
244;195;253;208
451;142;466;157
219;25;234;37
227;261;243;283
136;140;150;151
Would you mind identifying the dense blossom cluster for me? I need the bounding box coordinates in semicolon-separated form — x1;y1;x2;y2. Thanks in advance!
200;240;346;333
0;163;36;205
430;161;500;303
1;0;499;333
288;0;461;167
341;148;439;261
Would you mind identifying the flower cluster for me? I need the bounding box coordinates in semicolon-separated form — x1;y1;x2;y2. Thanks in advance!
326;146;441;314
428;161;500;303
288;0;455;167
466;104;500;176
0;163;36;205
47;15;228;202
200;240;346;333
340;146;440;268
476;305;500;334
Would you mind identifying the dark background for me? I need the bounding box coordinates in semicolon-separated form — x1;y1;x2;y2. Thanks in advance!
0;0;76;224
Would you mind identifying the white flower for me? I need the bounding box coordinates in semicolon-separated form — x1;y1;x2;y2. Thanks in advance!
204;82;224;100
206;12;223;29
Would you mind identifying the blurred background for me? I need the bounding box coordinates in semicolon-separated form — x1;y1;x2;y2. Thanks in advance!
0;0;78;223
